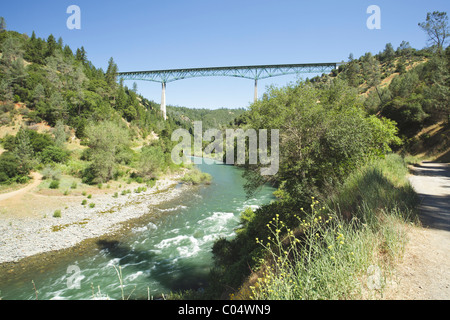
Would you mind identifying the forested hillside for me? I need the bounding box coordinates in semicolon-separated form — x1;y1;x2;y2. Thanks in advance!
317;40;449;147
0;27;204;186
167;105;246;132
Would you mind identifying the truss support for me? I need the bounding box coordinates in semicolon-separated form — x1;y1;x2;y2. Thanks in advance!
161;81;166;120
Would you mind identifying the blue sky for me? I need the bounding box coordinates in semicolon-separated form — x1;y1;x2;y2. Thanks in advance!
2;0;449;109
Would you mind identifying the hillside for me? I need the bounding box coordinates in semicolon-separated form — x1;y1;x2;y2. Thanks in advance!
311;43;449;159
208;40;449;299
404;121;450;162
0;28;246;191
167;105;247;132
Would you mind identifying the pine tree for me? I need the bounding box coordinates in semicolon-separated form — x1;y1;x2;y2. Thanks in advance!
14;127;34;173
75;46;87;63
49;92;68;124
46;34;57;57
419;11;449;53
105;57;118;87
32;83;46;105
0;17;6;32
54;120;67;147
361;52;381;88
383;43;395;61
0;36;27;88
57;37;63;49
63;45;73;58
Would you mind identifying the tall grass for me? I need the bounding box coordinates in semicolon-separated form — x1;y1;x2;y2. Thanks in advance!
242;154;419;300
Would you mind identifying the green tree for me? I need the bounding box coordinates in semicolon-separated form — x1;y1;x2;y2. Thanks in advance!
382;43;395;61
63;45;73;58
85;121;130;183
105;57;118;94
361;52;381;88
46;34;57;57
418;11;449;53
31;83;46;106
343;60;361;87
139;145;166;178
243;79;400;202
421;50;450;121
0;17;6;32
48;92;68;124
397;41;413;56
54;119;67;147
14;126;34;174
0;152;22;183
75;46;87;63
0;36;27;87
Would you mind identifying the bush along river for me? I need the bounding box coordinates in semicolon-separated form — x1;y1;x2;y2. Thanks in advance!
0;159;275;300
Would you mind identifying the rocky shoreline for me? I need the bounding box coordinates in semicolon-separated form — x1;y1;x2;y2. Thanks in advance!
0;171;191;265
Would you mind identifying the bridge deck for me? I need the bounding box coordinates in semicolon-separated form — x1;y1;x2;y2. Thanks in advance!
117;62;339;83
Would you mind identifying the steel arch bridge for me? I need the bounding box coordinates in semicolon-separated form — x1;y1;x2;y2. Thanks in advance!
117;63;339;120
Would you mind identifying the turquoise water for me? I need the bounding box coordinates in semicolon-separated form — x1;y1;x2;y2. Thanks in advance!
0;159;275;300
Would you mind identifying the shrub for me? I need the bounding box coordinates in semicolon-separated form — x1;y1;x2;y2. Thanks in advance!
40;145;70;164
0;152;25;183
28;130;55;153
41;166;61;181
89;203;95;208
70;182;77;189
81;199;87;205
181;168;212;185
49;180;60;189
53;210;61;218
145;179;156;188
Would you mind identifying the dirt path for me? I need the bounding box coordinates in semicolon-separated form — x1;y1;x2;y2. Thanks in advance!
386;162;450;300
0;172;43;202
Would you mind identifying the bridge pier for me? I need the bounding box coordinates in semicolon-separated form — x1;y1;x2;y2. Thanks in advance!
254;78;258;103
161;81;166;120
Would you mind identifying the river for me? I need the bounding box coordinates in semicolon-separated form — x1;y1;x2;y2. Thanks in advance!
0;159;275;300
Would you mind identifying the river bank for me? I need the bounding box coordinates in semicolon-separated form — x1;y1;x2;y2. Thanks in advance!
0;170;191;266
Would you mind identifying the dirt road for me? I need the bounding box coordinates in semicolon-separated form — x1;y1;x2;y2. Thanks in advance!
387;162;450;300
0;172;43;203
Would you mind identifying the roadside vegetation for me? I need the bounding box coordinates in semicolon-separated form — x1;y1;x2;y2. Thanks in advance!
207;11;449;300
233;154;418;299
